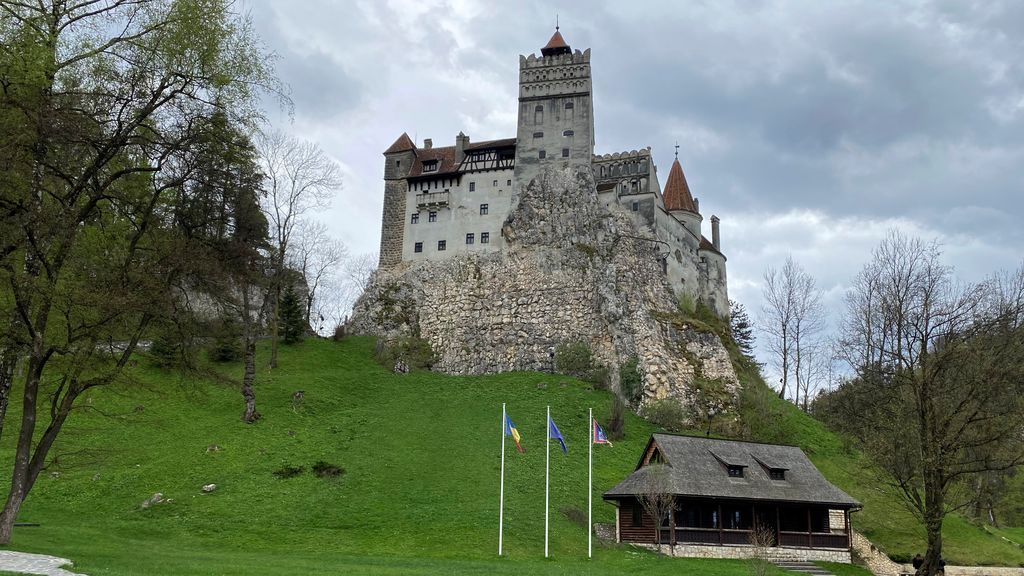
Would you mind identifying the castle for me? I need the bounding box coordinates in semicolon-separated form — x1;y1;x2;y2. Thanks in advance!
377;29;728;315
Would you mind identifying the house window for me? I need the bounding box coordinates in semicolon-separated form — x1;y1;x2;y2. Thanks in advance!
414;242;423;253
480;204;489;215
411;213;419;224
423;160;438;172
539;150;546;159
437;240;446;251
632;201;639;212
466;233;474;245
396;160;401;167
469;182;475;192
727;465;744;478
563;130;574;137
769;469;786;481
632;504;643;527
428;211;437;223
481;232;490;244
562;148;569;158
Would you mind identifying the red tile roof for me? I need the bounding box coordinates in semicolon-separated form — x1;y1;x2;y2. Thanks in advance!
384;132;415;154
544;29;569;51
663;158;698;213
407;146;459;178
700;236;725;258
464;137;516;150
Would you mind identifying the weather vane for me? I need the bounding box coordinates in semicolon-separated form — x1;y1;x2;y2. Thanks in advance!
556;14;559;31
674;141;679;160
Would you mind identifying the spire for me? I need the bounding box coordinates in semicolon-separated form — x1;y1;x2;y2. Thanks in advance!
384;132;415;154
541;26;571;57
663;156;698;213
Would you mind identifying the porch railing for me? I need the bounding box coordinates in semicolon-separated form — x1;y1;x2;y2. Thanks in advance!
662;527;849;549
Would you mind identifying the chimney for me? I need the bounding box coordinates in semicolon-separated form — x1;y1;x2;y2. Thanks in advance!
711;215;721;250
423;138;433;150
455;132;469;164
693;197;700;214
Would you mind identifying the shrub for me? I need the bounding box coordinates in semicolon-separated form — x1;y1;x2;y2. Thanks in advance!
559;506;588;528
554;341;608;384
619;356;643;405
312;460;344;479
677;292;696;315
208;319;242;363
272;465;304;479
331;323;346;342
642;398;688;433
374;336;435;371
279;285;305;344
606;395;626;441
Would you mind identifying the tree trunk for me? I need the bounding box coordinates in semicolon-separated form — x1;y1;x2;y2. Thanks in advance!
0;338;45;545
922;473;945;576
0;351;16;442
779;323;788;399
241;339;260;423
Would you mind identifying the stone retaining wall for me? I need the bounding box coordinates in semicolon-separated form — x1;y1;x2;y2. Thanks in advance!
640;542;852;563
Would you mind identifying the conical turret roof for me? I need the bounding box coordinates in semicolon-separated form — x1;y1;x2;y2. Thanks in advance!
663;157;698;213
384;132;415;154
541;28;571;56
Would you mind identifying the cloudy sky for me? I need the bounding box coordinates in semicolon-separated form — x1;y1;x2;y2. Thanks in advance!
244;0;1024;373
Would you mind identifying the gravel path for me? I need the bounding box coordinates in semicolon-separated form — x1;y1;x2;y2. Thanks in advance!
0;551;84;575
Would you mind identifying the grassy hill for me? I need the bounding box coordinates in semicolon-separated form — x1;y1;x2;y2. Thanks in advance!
0;336;1018;574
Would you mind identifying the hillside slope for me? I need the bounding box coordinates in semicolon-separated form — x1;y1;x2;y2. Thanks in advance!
0;337;1019;574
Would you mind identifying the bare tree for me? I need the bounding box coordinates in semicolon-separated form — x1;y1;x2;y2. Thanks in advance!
258;130;341;366
760;257;824;405
636;464;676;548
288;219;348;333
831;231;1024;576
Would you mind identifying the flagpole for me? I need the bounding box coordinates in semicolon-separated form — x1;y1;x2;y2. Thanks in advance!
545;405;550;558
588;407;593;559
499;403;506;556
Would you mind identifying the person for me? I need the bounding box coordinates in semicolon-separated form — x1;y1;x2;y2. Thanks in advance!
912;553;924;575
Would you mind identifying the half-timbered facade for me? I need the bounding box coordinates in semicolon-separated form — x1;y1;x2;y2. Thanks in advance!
604;434;860;563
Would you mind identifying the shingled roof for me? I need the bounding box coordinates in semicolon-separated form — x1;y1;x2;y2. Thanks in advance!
407;146;459;178
663;158;698;213
700;236;725;258
604;434;860;508
541;28;571;57
384;132;415;154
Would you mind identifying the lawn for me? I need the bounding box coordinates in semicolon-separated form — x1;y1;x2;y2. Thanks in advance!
0;336;1019;574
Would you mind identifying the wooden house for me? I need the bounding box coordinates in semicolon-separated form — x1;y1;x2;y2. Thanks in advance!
603;434;860;562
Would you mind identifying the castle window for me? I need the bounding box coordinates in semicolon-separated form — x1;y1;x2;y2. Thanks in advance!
493;179;498;187
428;211;437;223
414;242;423;253
466;233;474;245
534;105;543;125
562;148;569;158
507;179;511;186
411;213;419;224
481;232;490;244
396;160;401;167
538;150;546;159
438;240;446;251
565;102;574;109
632;201;639;212
423;160;438;173
480;204;489;215
469;182;475;192
600;166;606;177
533;132;543;138
563;130;574;137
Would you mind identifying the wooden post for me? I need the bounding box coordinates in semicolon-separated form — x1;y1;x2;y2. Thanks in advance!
845;509;852;551
670;504;676;546
807;507;813;548
775;505;781;547
718;503;723;545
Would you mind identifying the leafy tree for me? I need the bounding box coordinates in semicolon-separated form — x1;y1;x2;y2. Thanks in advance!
826;231;1024;576
279;284;305;344
0;0;277;543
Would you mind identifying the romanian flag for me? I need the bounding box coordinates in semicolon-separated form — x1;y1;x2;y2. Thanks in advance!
504;414;524;453
593;419;613;446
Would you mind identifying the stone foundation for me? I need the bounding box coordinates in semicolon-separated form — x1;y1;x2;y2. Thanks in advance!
641;542;852;563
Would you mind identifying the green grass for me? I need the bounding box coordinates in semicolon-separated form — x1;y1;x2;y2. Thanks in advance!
0;337;790;575
993;527;1024;547
815;561;875;576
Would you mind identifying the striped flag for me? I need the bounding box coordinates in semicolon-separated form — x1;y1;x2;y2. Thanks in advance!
504;414;524;453
593;418;613;446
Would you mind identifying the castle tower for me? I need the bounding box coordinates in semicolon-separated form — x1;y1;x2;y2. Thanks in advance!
379;132;416;267
513;28;594;190
663;155;702;238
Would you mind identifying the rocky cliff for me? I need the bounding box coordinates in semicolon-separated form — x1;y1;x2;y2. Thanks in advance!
349;167;737;406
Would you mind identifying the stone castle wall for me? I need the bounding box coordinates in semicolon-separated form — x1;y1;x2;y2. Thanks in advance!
351;166;737;406
378;180;407;267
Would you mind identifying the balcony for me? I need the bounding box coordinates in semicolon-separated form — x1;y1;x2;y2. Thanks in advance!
416;191;449;208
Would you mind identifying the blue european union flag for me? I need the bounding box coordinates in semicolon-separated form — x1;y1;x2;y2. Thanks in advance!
548;416;567;454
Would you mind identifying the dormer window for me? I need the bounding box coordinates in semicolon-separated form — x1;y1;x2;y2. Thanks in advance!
769;469;786;481
423;160;438;173
727;465;744;478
